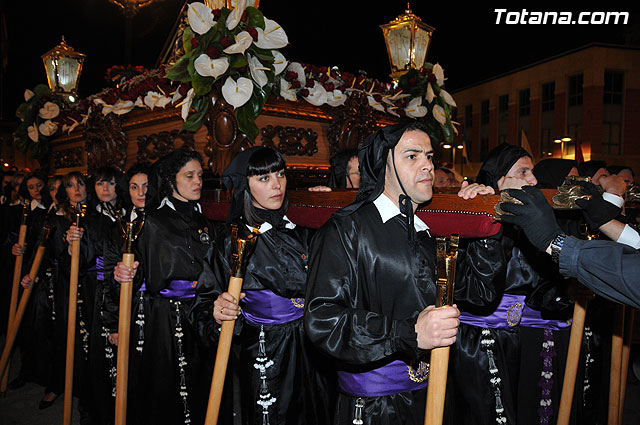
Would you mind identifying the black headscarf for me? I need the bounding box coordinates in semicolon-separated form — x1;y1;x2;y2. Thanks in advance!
328;149;358;188
476;143;531;189
577;160;607;178
533;159;577;189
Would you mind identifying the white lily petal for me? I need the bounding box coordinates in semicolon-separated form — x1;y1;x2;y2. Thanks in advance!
326;90;346;107
135;97;145;108
39;101;60;119
144;92;162;110
81;110;90;124
226;0;247;30
271;51;287;75
181;88;196;121
172;90;183;104
63;119;80;134
194;54;229;78
223;31;253;55
24;89;35;102
405;97;427;118
433;104;447;125
102;104;114;115
426;83;435;104
440;89;457;107
93;98;106;106
27;123;39;142
255;18;288;49
188;2;215;35
112;100;136;115
39;120;58;136
433;63;445;86
279;77;297;102
248;55;268;88
367;95;385;112
286;62;306;87
304;81;328;106
222;76;253;108
387;108;400;118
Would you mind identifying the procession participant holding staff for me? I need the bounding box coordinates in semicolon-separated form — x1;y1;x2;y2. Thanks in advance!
304;122;505;425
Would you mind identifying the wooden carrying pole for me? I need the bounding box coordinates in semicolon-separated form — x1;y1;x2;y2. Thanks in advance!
114;218;144;425
0;226;50;384
556;296;589;425
425;235;459;425
63;206;85;425
608;304;625;425
618;308;635;424
1;201;29;393
205;225;258;425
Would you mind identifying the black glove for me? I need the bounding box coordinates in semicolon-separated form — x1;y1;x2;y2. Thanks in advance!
499;186;562;252
573;181;621;230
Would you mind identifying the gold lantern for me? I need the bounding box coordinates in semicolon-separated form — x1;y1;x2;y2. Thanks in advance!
380;3;435;81
41;36;86;102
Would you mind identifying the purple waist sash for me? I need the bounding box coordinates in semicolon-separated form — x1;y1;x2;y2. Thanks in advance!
459;293;571;329
241;289;304;325
139;280;196;299
88;256;104;281
337;360;429;397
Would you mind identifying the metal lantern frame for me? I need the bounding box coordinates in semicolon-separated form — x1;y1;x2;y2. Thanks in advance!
41;36;86;101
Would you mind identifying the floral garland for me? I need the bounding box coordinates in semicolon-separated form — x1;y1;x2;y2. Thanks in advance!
105;64;149;87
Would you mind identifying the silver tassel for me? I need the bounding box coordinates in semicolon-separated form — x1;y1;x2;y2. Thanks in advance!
353;397;364;425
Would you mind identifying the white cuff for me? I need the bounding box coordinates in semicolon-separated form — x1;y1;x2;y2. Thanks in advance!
602;192;624;208
616;224;640;250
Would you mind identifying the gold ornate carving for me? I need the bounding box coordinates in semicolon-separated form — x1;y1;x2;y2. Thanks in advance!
260;125;318;157
84;108;128;172
136;130;196;162
53;147;85;169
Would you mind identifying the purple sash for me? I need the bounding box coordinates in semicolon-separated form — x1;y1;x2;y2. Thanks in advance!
241;289;304;325
337;360;429;397
140;280;196;299
88;256;105;281
460;293;571;330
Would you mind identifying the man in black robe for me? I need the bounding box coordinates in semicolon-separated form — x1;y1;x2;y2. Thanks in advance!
304;122;504;424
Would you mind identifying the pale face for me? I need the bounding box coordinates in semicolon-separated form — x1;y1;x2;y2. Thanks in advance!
433;169;452;188
591;167;610;186
65;177;87;204
346;156;361;189
384;130;434;210
498;156;537;190
172;160;203;202
48;180;61;204
95;178;117;204
618;170;634;186
249;169;287;211
129;173;148;209
26;177;44;201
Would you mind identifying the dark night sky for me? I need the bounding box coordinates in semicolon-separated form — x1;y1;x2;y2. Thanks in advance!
1;1;639;121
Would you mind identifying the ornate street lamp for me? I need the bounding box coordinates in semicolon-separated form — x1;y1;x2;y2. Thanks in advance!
41;36;86;102
380;3;435;81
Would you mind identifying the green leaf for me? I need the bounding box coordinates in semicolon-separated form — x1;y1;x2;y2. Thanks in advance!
246;7;265;29
182;27;195;55
236;106;259;142
33;84;51;97
182;96;209;132
229;54;248;69
16;103;29;121
251;48;275;63
165;55;191;82
191;72;214;96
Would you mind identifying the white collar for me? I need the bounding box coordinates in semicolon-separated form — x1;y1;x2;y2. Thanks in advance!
30;199;46;211
158;196;202;213
247;215;296;234
129;208;140;221
373;193;429;233
96;203;118;222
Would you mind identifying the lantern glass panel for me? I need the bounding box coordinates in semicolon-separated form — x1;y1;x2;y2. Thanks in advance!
413;27;430;69
57;57;81;92
43;57;57;92
387;25;411;70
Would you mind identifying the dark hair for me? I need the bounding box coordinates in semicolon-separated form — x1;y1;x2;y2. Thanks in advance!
119;162;152;209
87;166;122;211
58;172;88;221
157;149;203;199
242;147;287;226
18;171;50;205
93;166;119;183
402;120;430;135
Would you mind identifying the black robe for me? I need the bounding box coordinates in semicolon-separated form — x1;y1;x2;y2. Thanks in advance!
192;219;334;425
304;202;505;425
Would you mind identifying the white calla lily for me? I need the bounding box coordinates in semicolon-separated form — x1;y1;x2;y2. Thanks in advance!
27;123;39;142
279;77;297;102
248;55;269;88
188;2;215;35
433;63;445;86
226;0;247;30
271;51;287;75
39;101;60;119
304;81;328;106
177;88;196;121
367;95;385;112
286;62;306;87
326;90;346;107
194;54;229;79
172;90;183;104
223;31;253;55
39;120;58;136
439;89;457;107
144;92;171;110
135;97;145;108
426;83;435;104
93;98;106;106
433;104;447;125
24;89;35;102
405;97;427;118
387;107;400;118
222;76;253;108
255;18;288;49
62;118;80;134
111;100;136;115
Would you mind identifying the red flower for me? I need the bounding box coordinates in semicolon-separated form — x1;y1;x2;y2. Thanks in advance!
408;78;417;86
241;10;248;22
246;27;259;42
212;9;222;20
305;80;314;88
323;82;335;92
299;88;309;97
427;74;436;84
219;36;233;48
207;46;221;59
284;71;297;82
291;81;301;89
178;84;190;96
318;74;328;83
373;94;382;102
191;36;199;48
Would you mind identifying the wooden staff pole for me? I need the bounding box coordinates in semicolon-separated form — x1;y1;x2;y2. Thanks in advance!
618;308;634;424
0;230;49;383
1;201;29;393
205;225;258;425
556;296;589;425
425;236;459;425
608;304;625;425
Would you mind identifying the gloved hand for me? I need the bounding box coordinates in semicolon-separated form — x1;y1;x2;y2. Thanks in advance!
574;181;621;230
499;186;562;252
